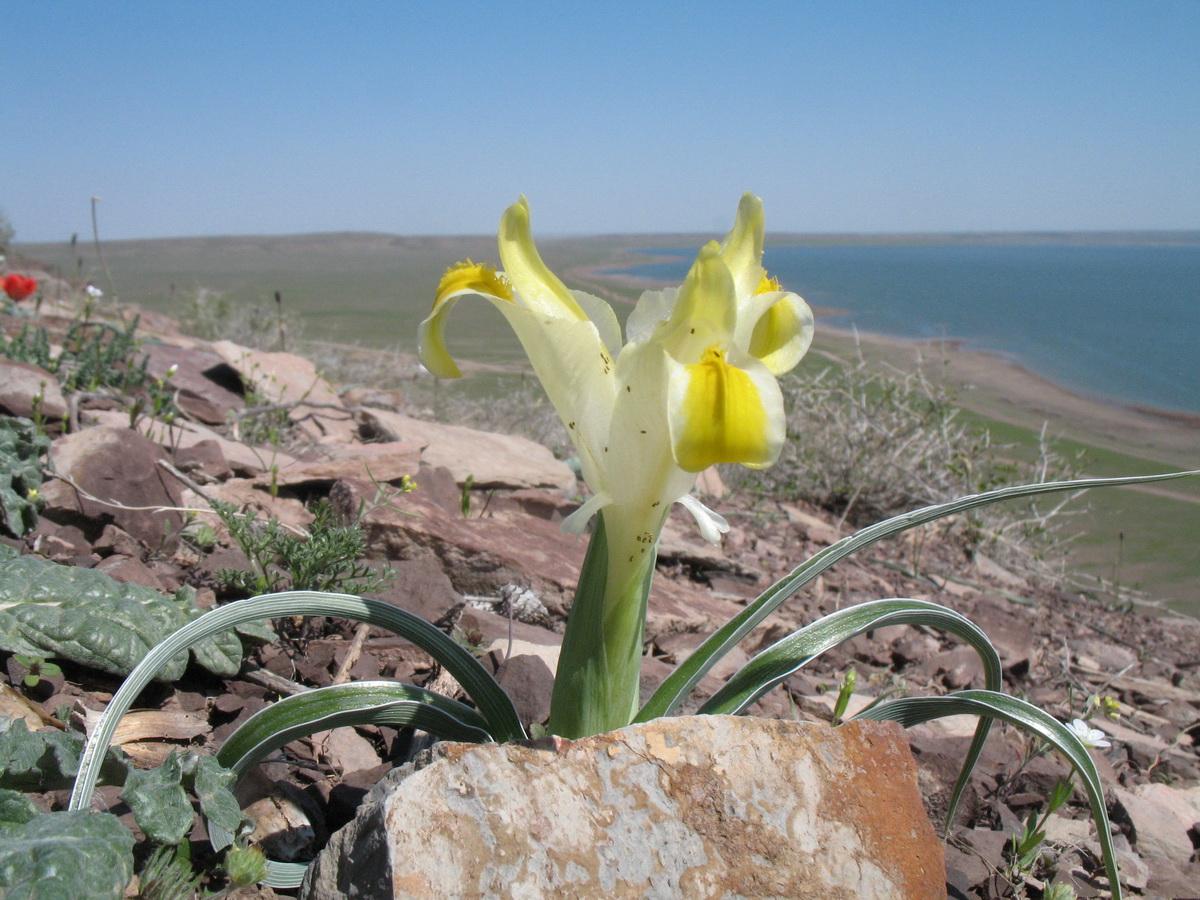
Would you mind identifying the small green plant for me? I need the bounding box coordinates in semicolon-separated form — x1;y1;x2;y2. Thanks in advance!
460;473;475;516
1005;778;1076;895
0;415;49;537
0;316;153;396
130;362;181;439
221;844;269;891
830;666;857;726
211;497;393;597
136;845;202;900
12;654;61;688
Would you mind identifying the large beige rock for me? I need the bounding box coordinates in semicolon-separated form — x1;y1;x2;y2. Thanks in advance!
301;716;944;900
256;440;422;489
357;407;575;492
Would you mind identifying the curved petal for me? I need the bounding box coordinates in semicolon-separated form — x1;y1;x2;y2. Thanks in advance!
676;493;730;545
667;346;785;472
417;293;466;379
625;287;678;344
499;197;587;321
735;289;815;376
418;270;512;379
571;289;623;359
660;242;737;360
719;193;766;300
561;491;612;535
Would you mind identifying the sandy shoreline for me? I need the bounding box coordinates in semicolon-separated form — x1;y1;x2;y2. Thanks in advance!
573;263;1199;471
814;322;1200;470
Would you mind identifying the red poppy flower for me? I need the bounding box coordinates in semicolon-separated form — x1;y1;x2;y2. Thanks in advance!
2;274;37;302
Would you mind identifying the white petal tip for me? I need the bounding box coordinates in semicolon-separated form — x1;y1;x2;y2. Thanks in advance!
677;493;730;545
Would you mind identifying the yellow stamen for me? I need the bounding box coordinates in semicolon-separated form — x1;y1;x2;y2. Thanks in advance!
435;260;513;307
755;272;782;294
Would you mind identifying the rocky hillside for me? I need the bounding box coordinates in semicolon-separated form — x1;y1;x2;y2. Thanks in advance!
1;270;1198;898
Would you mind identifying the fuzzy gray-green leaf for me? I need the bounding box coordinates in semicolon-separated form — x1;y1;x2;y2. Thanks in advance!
0;810;135;900
192;754;249;836
0;552;266;679
0;788;39;829
121;751;193;845
0;718;129;793
0;416;49;538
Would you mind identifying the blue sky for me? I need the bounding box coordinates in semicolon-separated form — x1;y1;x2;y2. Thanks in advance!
3;1;1198;242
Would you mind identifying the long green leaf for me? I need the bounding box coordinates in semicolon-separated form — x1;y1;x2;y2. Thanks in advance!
698;599;1001;715
69;591;525;815
209;687;493;889
856;690;1124;900
215;681;493;776
639;469;1199;722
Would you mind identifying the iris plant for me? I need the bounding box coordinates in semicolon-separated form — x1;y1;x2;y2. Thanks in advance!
420;193;813;736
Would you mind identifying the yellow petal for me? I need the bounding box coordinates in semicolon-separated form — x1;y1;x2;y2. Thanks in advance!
747;292;815;376
419;260;513;379
719;193;766;300
417;295;464;379
660;242;737;357
668;345;784;472
499;197;587;320
435;259;513;307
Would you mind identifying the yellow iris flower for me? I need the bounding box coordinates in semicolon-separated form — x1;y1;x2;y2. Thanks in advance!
419;193;813;735
420;192;812;542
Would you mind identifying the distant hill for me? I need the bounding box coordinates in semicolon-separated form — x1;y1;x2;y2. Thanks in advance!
15;229;1200;358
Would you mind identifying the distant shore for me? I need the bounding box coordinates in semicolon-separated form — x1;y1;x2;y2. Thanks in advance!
814;322;1200;469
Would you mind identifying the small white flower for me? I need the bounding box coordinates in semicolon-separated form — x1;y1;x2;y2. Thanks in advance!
166;364;179;377
85;285;103;298
1066;718;1111;749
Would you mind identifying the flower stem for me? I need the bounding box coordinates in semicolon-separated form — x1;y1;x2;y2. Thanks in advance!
547;513;657;738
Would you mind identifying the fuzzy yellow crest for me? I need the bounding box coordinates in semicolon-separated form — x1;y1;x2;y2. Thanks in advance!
435;260;514;306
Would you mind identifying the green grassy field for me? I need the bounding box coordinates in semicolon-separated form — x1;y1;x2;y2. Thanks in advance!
16;232;1199;615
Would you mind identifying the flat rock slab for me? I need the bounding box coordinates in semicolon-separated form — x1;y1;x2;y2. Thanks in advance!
358;407;576;492
301;716;944;900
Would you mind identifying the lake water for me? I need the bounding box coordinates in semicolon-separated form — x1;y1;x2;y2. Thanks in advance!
617;243;1200;415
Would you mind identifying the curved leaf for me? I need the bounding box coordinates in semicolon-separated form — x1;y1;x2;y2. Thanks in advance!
70;591;524;816
856;690;1124;900
697;598;1002;827
698;598;1000;714
639;469;1199;723
215;681;493;776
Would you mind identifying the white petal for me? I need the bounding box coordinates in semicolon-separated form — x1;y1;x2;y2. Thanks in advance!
561;492;612;535
571;289;623;360
676;493;730;545
626;287;678;343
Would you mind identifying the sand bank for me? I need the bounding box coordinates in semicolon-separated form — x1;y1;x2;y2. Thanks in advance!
812;323;1199;471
